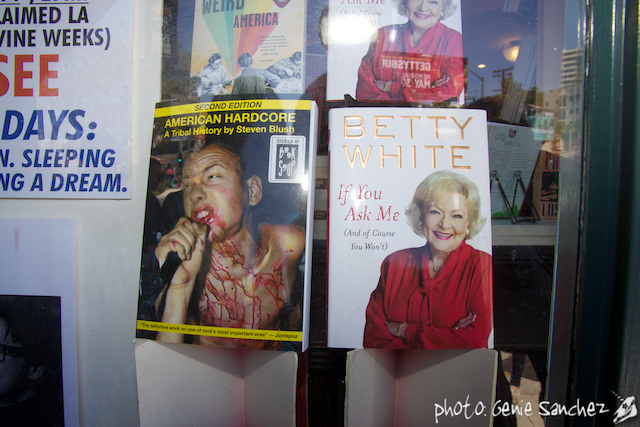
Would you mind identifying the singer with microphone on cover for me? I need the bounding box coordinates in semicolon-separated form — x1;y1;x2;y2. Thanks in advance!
154;142;305;350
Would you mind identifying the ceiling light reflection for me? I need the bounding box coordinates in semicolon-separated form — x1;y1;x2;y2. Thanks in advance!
329;16;378;45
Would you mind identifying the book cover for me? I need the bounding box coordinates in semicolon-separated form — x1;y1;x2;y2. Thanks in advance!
327;107;492;349
190;0;307;99
326;0;464;104
136;97;317;352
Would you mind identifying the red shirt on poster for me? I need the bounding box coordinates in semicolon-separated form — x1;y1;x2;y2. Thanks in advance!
356;21;464;103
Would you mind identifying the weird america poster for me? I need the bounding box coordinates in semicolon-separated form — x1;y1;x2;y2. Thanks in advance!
190;0;306;99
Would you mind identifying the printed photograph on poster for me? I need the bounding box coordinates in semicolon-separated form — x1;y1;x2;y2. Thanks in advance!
327;108;492;350
136;98;317;352
0;0;133;199
0;295;64;426
327;0;464;104
0;217;79;426
189;0;306;99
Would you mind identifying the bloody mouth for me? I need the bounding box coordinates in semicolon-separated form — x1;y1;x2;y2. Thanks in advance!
192;207;215;225
192;206;227;241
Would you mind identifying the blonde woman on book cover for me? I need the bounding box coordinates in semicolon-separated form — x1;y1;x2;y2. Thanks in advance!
356;0;464;103
363;171;493;349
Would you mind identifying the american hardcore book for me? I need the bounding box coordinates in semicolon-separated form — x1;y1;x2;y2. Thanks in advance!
327;107;493;350
137;97;317;352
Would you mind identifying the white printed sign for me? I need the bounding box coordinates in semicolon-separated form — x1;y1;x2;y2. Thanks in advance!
0;0;133;198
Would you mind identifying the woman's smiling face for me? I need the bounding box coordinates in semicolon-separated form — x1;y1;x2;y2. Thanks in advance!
405;0;443;33
422;191;469;256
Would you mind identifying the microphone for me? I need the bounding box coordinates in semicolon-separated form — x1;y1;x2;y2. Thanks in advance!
159;251;182;285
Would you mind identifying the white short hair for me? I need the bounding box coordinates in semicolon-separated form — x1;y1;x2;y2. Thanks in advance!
405;170;486;240
391;0;458;21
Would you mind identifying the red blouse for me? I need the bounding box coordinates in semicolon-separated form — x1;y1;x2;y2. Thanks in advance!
363;241;493;349
356;21;464;103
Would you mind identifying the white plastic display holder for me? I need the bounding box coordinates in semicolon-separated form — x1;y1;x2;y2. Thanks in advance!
345;349;497;427
134;339;299;427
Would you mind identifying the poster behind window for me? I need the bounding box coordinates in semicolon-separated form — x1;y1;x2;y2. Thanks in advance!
327;0;464;104
190;0;306;99
0;218;79;426
487;123;542;219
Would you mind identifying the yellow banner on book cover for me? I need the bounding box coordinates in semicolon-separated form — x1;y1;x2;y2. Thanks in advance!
137;321;303;342
155;99;312;118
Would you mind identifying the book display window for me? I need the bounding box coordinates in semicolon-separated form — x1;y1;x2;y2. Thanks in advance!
2;0;639;425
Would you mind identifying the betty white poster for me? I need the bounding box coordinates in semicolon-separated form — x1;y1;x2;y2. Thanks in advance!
0;0;133;198
327;0;464;104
